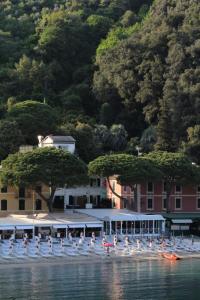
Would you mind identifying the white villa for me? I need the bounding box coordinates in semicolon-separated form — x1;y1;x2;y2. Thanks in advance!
38;135;76;154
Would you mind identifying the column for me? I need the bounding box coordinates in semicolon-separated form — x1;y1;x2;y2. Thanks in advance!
83;226;86;238
137;184;141;213
32;227;35;239
134;221;135;235
162;220;165;234
64;193;69;211
109;221;112;236
153;220;155;235
120;221;123;235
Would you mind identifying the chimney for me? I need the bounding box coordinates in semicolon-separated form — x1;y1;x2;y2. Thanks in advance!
37;135;44;147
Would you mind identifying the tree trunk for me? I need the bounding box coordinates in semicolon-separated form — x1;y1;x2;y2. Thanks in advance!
107;177;127;208
35;186;56;213
130;184;137;211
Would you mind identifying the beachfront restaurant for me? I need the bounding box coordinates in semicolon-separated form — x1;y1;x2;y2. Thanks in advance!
76;209;165;237
0;213;103;239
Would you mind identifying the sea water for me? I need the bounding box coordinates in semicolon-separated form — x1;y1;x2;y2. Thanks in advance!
0;259;199;300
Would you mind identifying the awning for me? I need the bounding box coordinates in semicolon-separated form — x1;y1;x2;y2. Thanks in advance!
16;225;34;230
85;223;103;228
0;226;15;230
76;209;165;222
68;224;85;228
52;224;68;229
172;219;193;224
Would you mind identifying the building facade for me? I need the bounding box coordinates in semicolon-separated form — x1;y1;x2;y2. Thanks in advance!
106;177;200;214
38;135;76;154
0;185;49;214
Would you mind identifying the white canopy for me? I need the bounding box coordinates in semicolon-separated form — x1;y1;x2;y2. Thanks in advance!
85;223;103;228
0;213;103;230
172;219;193;224
76;209;165;222
0;226;15;231
16;225;34;230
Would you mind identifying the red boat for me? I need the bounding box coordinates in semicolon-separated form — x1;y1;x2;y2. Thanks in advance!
162;253;181;260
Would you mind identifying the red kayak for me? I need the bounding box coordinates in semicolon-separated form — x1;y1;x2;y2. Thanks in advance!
162;253;181;260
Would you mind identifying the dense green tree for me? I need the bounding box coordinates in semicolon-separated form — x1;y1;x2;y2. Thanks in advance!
99;102;114;126
0;120;24;161
7;100;57;144
94;0;200;142
109;124;128;151
0;147;88;212
183;125;200;164
155;100;176;152
140;126;156;153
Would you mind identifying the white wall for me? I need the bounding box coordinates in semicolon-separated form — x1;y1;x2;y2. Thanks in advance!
40;143;75;154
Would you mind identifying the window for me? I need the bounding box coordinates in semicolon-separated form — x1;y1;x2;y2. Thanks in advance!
175;185;181;192
112;198;116;208
36;186;42;193
175;198;181;210
197;198;200;209
19;187;25;198
123;186;127;192
112;181;115;192
1;199;7;211
147;198;153;210
90;196;97;206
69;195;74;206
197;186;200;193
19;199;25;210
1;186;7;193
97;178;101;187
147;182;153;192
163;198;167;210
35;199;42;210
97;195;101;204
163;182;167;192
123;199;127;209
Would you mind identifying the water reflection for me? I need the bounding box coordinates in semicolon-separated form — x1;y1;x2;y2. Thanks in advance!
0;259;200;300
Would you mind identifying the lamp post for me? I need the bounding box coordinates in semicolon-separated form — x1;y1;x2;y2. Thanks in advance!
32;190;35;239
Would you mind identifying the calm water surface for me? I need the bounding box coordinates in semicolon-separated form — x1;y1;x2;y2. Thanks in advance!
0;258;199;300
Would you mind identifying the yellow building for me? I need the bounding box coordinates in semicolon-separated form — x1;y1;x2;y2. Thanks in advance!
0;185;49;214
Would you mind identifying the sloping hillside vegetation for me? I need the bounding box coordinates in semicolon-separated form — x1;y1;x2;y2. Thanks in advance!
0;0;199;163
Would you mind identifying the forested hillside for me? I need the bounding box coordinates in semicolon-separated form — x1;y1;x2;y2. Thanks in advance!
0;0;199;164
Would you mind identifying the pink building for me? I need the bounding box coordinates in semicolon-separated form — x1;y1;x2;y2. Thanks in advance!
107;177;200;232
107;178;200;213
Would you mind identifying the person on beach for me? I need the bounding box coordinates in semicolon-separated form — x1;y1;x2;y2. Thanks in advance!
113;235;118;247
90;238;95;248
69;232;73;242
92;232;95;241
125;236;129;247
60;238;64;252
136;239;140;250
